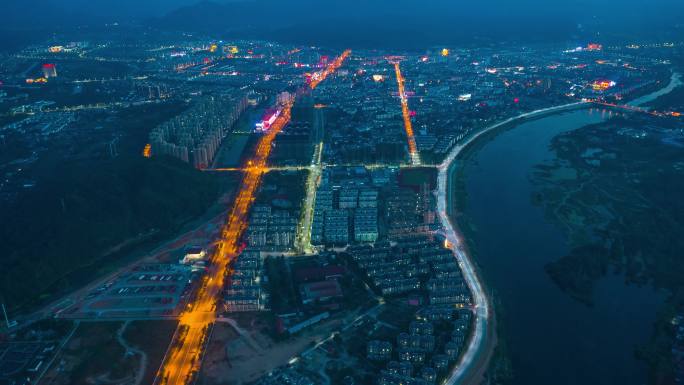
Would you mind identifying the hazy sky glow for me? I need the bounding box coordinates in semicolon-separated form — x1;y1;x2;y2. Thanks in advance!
5;0;684;23
30;0;684;19
2;0;683;48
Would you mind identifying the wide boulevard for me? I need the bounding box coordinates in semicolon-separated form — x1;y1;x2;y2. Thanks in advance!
156;50;351;385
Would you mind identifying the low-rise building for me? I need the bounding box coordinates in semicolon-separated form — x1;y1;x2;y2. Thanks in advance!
354;207;378;242
225;250;263;312
339;188;359;209
367;340;393;361
299;280;343;305
324;209;349;244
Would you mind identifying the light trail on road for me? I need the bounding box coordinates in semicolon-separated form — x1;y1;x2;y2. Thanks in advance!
156;50;350;385
392;62;421;165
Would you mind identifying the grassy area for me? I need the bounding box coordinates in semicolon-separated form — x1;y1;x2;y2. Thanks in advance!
12;319;74;341
123;320;179;385
213;133;251;168
376;301;417;330
0;129;31;164
255;170;307;209
399;167;437;190
264;256;299;314
63;322;138;384
646;85;684;112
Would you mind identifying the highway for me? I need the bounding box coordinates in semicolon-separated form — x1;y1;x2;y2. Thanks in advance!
392;62;421;165
436;101;588;385
155;50;350;385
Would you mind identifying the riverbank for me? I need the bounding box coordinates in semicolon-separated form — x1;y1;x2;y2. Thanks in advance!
436;102;589;384
628;72;682;108
436;66;684;384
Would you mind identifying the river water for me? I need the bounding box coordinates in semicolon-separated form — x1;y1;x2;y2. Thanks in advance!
452;109;665;384
628;72;682;108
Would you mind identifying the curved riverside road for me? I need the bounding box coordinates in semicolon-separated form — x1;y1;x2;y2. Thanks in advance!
437;101;588;384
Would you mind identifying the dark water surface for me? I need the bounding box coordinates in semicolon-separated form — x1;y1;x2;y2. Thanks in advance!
453;109;664;385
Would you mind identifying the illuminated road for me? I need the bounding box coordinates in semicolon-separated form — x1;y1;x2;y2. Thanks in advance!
436;101;587;385
206;165;310;172
393;62;421;165
205;162;436;173
309;50;351;89
142;144;152;158
156;50;350;385
159;104;290;385
582;73;682;118
295;142;323;254
590;100;681;117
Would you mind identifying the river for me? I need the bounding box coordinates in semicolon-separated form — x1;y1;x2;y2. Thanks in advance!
628;72;682;108
451;109;665;384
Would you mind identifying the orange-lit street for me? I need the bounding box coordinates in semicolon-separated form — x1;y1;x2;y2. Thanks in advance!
589;99;682;117
142;143;152;158
393;62;421;165
156;50;350;385
309;49;351;89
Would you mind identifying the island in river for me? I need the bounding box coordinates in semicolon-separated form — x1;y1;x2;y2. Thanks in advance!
450;103;683;384
531;110;684;383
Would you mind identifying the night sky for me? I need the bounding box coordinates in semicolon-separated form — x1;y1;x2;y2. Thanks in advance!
2;0;683;48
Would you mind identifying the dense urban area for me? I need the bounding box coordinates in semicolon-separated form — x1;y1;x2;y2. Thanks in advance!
0;24;683;385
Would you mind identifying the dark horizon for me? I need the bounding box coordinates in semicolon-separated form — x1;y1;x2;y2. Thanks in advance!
2;0;683;50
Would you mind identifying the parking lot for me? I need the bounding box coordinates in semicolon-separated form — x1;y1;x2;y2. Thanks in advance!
59;264;196;319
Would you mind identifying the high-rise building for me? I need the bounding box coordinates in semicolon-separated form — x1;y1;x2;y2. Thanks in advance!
150;94;249;168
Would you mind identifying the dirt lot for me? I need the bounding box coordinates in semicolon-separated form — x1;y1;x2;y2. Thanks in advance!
198;314;345;385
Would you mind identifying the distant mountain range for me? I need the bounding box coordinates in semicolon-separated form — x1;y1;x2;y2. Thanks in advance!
151;0;582;48
151;0;684;48
1;0;682;50
2;0;204;26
